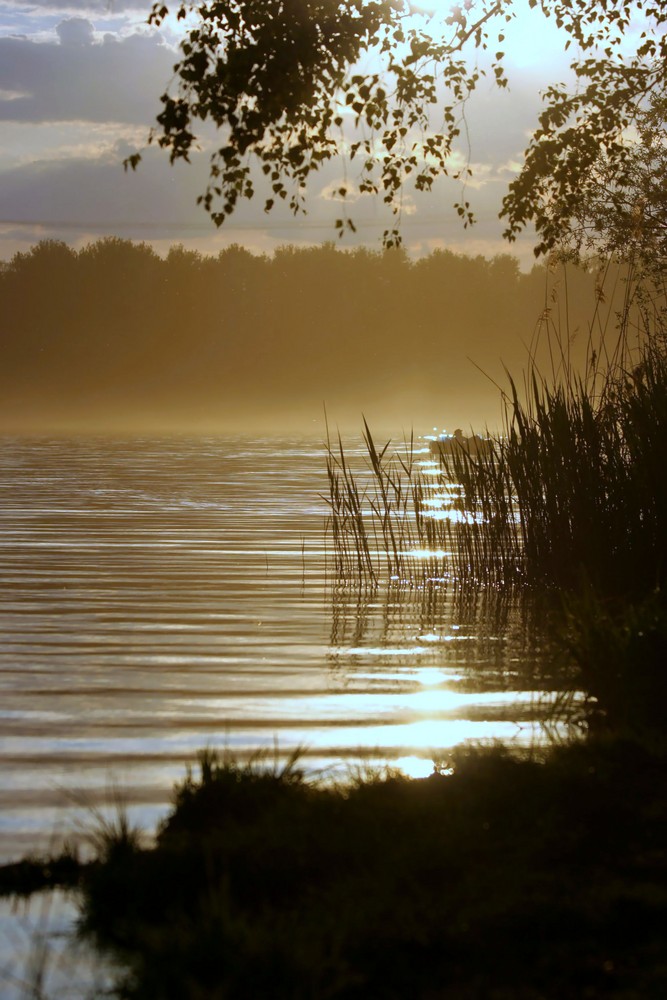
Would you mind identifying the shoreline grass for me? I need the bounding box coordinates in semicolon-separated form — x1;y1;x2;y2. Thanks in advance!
324;285;667;738
2;741;666;998
325;335;667;599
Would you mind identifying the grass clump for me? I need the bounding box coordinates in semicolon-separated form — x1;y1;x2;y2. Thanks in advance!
456;342;667;597
324;417;513;587
41;745;667;998
324;419;428;586
325;337;667;599
451;335;667;734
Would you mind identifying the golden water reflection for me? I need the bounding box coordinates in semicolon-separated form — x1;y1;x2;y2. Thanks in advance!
0;435;571;862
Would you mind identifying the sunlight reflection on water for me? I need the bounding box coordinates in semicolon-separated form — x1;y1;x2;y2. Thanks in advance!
0;890;119;999
0;434;568;862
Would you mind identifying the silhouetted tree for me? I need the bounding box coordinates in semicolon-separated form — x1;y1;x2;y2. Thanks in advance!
0;240;613;428
133;0;667;255
552;90;667;279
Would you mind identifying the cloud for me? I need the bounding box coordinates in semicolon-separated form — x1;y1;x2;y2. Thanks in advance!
0;143;207;225
55;14;94;45
0;0;148;13
0;4;561;267
1;121;148;170
318;179;363;204
497;159;523;176
0;87;31;100
0;120;533;251
0;138;541;267
0;21;174;124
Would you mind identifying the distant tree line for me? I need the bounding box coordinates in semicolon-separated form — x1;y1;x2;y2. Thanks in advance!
0;238;608;432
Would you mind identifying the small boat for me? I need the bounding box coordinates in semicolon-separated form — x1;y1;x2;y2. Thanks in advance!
429;430;491;457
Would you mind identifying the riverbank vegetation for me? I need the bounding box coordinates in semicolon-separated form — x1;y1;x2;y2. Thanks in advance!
2;740;666;998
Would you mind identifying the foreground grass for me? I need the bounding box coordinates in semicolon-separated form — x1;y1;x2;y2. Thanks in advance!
3;742;666;999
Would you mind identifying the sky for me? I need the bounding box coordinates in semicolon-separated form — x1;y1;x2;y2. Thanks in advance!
0;0;577;266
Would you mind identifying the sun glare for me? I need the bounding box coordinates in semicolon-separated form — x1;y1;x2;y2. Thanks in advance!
406;0;573;73
393;755;441;779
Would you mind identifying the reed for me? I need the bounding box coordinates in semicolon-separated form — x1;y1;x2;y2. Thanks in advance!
486;339;667;596
323;282;667;735
325;298;667;602
325;421;408;584
323;422;527;588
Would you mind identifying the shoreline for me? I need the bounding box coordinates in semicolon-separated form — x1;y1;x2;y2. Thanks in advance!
2;738;666;998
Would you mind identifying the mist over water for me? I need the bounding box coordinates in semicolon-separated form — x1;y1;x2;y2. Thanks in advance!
0;240;619;437
0;434;567;862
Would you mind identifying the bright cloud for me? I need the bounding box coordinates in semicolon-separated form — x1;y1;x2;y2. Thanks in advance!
0;22;173;124
318;180;364;204
0;0;583;264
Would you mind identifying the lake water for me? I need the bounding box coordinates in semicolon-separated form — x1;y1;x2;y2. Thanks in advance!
0;434;566;865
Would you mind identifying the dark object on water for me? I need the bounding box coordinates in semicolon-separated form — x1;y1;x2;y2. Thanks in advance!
429;429;491;457
0;850;82;897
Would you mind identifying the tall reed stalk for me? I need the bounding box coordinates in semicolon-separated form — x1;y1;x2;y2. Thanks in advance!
324;421;422;585
324;419;517;587
325;284;667;602
490;340;667;596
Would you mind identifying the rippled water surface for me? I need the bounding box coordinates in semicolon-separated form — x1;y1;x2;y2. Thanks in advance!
0;435;560;863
